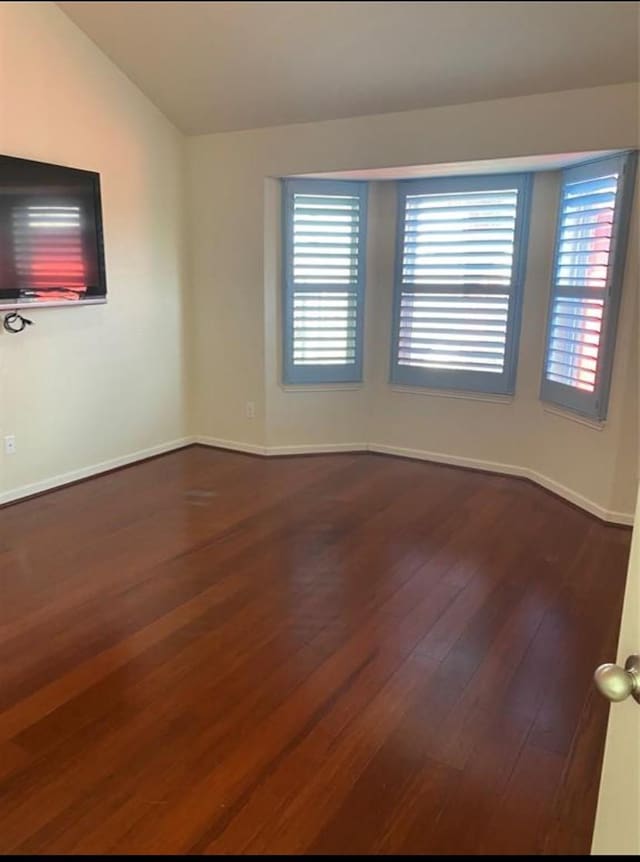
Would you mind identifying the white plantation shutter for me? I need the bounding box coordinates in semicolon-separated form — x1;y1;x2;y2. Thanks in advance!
283;179;367;383
541;152;636;420
391;174;531;394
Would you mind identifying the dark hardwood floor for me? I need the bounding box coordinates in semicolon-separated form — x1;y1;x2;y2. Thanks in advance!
0;446;630;854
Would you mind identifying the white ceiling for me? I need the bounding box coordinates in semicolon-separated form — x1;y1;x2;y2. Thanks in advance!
57;1;639;136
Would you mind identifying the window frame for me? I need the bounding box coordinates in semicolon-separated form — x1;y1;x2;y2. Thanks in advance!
540;151;637;421
282;177;368;385
389;172;533;396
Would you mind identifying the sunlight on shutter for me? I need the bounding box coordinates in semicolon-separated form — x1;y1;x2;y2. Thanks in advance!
291;193;361;367
544;173;618;393
398;188;519;375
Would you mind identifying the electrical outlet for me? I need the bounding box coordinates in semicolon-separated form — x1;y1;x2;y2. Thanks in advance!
245;401;256;419
4;434;16;455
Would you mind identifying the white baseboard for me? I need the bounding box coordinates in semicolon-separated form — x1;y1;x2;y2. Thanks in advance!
194;436;366;457
525;468;633;526
368;442;634;526
0;436;196;506
2;433;631;526
194;435;268;456
265;442;367;456
196;436;633;526
368;442;523;478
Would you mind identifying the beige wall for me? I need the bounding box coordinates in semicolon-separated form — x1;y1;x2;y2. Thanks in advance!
0;3;636;524
0;2;189;501
188;83;639;520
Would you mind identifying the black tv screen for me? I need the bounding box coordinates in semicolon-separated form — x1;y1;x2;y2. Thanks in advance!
0;155;106;308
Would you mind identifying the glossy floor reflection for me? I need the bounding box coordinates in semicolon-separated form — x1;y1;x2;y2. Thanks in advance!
0;447;630;854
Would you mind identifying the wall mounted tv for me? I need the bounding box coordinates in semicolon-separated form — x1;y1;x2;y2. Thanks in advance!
0;155;106;309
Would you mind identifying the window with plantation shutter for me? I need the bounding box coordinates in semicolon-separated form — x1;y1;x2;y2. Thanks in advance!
282;178;367;384
391;174;531;395
541;152;636;420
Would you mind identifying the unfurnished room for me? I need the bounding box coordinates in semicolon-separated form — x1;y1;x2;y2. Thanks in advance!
0;1;639;856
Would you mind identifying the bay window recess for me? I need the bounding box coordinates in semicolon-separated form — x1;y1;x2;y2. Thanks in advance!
281;154;635;411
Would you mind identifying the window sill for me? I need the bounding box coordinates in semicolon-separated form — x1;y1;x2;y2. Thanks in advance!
390;385;513;405
280;383;364;393
543;404;605;431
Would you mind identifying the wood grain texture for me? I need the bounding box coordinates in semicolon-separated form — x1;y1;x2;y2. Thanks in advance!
0;446;630;854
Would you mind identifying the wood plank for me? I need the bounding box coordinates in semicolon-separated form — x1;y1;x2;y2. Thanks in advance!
0;448;629;854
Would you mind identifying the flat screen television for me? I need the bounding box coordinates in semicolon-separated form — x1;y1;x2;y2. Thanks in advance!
0;155;106;308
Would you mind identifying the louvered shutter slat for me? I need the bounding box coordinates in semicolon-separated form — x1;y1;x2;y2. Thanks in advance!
393;179;529;393
545;172;614;392
541;152;635;419
292;193;360;365
546;295;605;392
283;181;366;383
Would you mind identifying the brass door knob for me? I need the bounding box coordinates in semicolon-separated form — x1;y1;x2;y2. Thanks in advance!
594;654;640;704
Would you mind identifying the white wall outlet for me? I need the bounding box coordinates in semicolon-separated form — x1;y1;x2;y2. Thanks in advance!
245;401;256;419
4;434;16;455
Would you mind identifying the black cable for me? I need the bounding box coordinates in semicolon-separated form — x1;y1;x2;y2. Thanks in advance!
3;312;33;334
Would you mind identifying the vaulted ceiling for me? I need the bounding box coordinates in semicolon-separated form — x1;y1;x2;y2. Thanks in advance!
57;1;639;135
